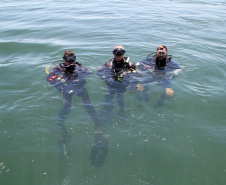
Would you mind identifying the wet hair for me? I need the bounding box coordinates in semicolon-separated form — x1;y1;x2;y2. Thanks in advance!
113;45;124;50
63;50;75;57
157;45;167;52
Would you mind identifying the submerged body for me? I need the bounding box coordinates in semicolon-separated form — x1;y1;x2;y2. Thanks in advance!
47;61;92;100
47;50;107;166
97;56;140;117
47;61;100;154
137;56;181;88
137;50;181;107
97;57;138;92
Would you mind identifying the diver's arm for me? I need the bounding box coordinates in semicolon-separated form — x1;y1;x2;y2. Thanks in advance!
136;61;148;71
136;58;153;71
128;64;145;91
47;68;64;86
174;68;182;76
129;76;144;91
165;59;182;79
97;64;115;87
46;68;58;85
97;64;109;79
80;65;93;75
166;68;182;79
97;63;115;85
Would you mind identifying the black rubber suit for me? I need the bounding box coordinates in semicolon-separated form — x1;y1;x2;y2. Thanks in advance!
136;55;181;106
97;57;140;118
47;61;98;125
47;61;107;166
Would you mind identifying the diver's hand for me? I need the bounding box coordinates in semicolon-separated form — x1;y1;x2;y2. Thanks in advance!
69;73;78;80
128;83;144;92
165;88;174;97
165;69;181;79
136;84;144;91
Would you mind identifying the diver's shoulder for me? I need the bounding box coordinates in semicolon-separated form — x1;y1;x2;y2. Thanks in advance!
137;57;154;66
168;59;177;63
75;61;83;67
105;58;114;67
51;63;64;72
167;59;181;68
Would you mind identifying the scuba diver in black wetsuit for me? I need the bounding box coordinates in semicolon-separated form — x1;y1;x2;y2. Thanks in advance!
46;50;107;166
136;45;181;107
97;45;143;121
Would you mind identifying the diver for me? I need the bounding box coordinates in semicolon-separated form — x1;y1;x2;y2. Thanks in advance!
46;50;107;165
97;45;142;121
136;45;181;107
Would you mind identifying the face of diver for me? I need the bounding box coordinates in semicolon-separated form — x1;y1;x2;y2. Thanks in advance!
156;47;167;68
113;47;126;62
63;54;76;73
63;54;76;66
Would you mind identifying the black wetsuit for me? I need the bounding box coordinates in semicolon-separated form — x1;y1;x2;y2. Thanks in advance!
136;55;181;107
47;61;98;124
47;62;90;96
47;61;107;166
136;56;181;88
47;62;98;152
97;57;140;116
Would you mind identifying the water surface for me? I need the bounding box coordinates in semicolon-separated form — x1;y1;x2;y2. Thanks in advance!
0;0;226;185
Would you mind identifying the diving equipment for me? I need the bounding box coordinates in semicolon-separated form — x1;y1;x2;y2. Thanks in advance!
63;55;76;63
113;49;126;56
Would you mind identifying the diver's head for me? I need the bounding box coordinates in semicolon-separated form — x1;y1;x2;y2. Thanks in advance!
113;45;126;62
156;45;167;68
156;45;167;58
63;50;76;73
157;45;167;53
63;50;76;66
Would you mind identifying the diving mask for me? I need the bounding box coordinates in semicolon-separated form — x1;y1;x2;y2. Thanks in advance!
157;50;167;56
113;49;126;56
63;55;76;63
